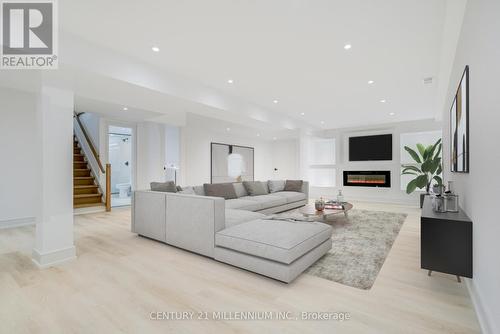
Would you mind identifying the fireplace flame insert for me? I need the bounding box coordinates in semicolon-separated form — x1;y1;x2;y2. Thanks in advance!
343;171;391;188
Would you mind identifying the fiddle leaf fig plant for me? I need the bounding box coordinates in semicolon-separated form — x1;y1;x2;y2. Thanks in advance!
402;138;442;194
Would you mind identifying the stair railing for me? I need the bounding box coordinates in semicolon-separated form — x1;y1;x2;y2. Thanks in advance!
73;112;111;211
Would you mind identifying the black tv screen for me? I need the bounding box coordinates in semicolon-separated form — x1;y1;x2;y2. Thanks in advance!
349;134;392;161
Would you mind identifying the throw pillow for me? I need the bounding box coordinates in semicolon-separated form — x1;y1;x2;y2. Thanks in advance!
233;183;248;198
203;183;237;200
283;180;303;192
262;181;270;193
150;181;177;193
193;185;205;196
268;180;285;193
243;181;268;196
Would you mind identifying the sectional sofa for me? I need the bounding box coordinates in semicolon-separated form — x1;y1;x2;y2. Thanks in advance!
132;180;333;283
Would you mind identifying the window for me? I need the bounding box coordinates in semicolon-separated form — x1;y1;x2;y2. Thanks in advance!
308;137;336;187
400;131;442;191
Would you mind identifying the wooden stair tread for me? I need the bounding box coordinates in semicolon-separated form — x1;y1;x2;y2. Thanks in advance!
74;169;91;172
74;193;102;199
74;185;98;188
74;203;105;209
74;176;93;179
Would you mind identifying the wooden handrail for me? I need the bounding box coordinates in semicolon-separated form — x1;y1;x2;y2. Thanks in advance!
74;113;105;173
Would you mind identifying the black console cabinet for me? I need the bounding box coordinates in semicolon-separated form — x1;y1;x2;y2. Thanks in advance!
421;196;472;280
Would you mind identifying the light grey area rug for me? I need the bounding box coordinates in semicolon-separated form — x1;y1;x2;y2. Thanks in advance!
272;209;407;290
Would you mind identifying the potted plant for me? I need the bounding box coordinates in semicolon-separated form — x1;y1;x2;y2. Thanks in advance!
402;138;443;208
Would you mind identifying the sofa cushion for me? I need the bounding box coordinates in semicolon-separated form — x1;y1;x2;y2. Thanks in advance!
178;186;196;195
225;198;263;211
150;181;177;193
272;191;307;203
216;219;332;264
243;181;268;196
284;180;303;192
233;183;248;198
268;180;285;193
225;209;266;228
204;183;237;200
240;195;287;209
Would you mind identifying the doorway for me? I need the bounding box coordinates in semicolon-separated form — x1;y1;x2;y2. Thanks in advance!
108;126;133;207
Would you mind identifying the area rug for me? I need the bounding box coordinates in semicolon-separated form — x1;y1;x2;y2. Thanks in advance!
272;209;407;289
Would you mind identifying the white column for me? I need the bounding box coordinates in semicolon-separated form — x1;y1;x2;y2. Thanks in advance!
32;86;76;268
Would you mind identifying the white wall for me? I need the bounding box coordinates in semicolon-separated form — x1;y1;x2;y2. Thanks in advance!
78;112;101;148
0;87;37;227
441;0;500;332
165;125;180;167
270;139;299;180
304;119;442;205
136;122;166;190
180;114;285;186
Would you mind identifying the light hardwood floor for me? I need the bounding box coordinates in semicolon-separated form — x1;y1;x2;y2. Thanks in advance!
0;202;480;334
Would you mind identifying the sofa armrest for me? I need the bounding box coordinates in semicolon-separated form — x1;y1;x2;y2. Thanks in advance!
301;181;309;199
132;190;225;258
164;192;225;257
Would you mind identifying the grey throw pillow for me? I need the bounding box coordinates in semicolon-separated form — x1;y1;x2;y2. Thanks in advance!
284;180;303;192
233;183;248;198
243;181;268;196
203;183;237;199
150;181;177;193
268;180;285;193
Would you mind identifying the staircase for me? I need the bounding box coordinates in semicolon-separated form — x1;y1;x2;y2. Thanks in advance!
73;136;104;208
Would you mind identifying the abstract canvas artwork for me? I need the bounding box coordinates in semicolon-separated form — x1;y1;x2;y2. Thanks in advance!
211;143;254;183
450;66;469;173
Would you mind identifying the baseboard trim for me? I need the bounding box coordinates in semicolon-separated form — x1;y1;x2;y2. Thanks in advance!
465;278;496;334
32;246;76;269
0;216;35;229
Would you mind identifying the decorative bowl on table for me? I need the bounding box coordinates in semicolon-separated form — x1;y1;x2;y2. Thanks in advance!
315;198;325;211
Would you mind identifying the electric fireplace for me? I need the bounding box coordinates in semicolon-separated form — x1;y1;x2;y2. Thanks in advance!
343;171;391;188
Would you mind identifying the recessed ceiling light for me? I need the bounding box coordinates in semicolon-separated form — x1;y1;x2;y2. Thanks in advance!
226;127;231;131
256;133;260;137
227;79;234;84
151;46;160;52
344;44;352;50
320;121;325;125
272;137;277;140
380;99;386;103
273;99;279;104
122;107;128;111
389;112;396;116
368;80;374;84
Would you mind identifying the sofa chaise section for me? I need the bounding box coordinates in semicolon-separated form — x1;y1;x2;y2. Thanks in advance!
214;219;332;283
215;220;332;264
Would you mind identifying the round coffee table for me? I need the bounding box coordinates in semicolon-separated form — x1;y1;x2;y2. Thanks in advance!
299;203;353;222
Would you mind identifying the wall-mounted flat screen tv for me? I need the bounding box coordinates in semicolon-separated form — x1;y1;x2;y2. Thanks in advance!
349;134;392;161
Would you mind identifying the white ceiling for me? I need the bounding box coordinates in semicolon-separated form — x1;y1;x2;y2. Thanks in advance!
61;0;447;129
75;96;165;123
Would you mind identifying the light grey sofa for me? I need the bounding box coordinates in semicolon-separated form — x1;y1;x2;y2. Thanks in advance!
132;181;333;283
